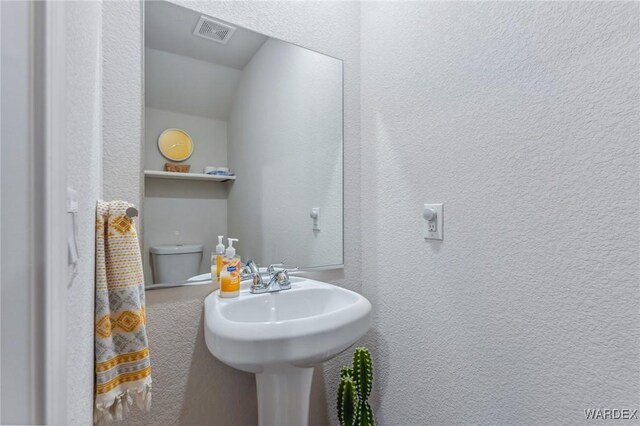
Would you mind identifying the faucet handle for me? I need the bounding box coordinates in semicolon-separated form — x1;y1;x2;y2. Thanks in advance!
274;269;290;285
246;260;260;273
245;260;264;287
267;264;293;287
267;263;284;278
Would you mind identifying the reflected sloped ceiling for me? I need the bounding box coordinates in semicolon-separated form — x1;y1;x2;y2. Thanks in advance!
145;1;269;120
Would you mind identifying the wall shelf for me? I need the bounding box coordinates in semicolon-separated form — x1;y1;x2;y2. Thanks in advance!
144;170;235;182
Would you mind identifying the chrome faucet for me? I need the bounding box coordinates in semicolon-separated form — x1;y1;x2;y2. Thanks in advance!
244;260;292;294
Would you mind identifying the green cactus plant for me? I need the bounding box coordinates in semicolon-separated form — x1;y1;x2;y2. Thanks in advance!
337;347;376;426
337;376;356;426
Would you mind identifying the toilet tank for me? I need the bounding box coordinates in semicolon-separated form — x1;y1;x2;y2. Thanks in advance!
150;244;203;284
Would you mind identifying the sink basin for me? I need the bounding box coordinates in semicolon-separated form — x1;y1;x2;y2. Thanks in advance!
204;277;371;425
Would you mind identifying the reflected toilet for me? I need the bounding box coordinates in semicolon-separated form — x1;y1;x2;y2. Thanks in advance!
150;244;203;284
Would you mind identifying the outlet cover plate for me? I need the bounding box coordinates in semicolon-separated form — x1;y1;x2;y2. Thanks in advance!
423;203;443;241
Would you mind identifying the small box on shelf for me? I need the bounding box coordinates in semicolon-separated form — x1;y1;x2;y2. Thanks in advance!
164;163;191;173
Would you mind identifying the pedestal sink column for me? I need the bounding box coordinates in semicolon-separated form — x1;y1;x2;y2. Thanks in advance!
255;366;314;426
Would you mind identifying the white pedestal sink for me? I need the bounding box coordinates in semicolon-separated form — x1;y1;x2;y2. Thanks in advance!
204;277;372;426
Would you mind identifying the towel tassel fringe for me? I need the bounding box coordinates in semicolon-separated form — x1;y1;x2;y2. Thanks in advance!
94;382;152;425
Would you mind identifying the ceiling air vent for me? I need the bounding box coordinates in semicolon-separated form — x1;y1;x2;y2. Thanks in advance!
193;17;236;44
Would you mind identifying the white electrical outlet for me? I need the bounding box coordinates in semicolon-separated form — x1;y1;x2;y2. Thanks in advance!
423;203;443;241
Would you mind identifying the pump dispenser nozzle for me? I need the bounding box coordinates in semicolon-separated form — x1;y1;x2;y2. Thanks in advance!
216;236;225;254
226;238;239;258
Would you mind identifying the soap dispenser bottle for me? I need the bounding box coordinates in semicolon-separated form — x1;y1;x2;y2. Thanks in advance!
220;238;240;298
211;235;225;285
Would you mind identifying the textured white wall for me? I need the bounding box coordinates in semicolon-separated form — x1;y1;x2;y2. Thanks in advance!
122;1;361;425
227;38;343;268
64;2;104;424
360;2;639;424
103;0;143;206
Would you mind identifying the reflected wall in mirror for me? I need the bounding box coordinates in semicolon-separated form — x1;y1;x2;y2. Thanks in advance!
143;1;344;286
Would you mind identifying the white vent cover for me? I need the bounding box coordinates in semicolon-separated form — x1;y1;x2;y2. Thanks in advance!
193;17;236;44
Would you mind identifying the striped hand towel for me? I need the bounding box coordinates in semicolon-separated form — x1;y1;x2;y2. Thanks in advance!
94;200;151;424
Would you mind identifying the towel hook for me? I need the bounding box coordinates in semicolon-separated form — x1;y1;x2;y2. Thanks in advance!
126;207;138;218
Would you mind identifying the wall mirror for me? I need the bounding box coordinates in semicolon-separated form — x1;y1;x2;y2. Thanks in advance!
143;1;344;286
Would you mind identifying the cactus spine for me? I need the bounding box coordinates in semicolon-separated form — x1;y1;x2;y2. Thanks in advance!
337;347;375;426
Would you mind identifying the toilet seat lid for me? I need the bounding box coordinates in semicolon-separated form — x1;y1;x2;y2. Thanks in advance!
150;244;203;255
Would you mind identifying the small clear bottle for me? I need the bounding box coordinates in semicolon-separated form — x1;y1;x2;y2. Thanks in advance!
211;235;225;285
